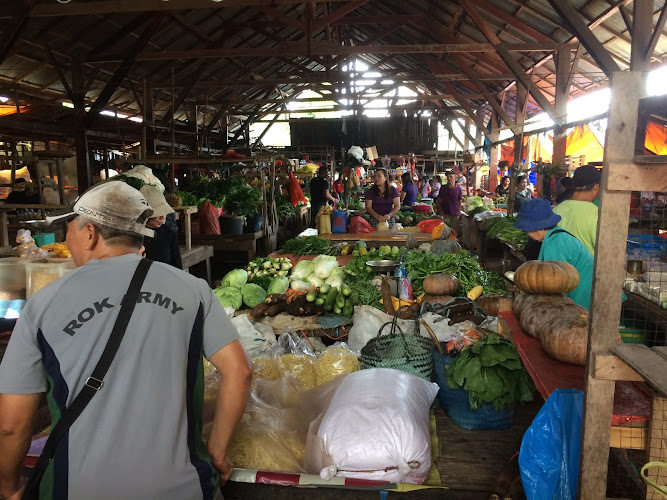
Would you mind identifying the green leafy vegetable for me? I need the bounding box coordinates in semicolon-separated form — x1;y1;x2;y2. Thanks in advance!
221;269;248;289
281;236;334;255
349;280;383;311
446;333;534;411
241;283;267;308
213;286;243;310
484;216;528;250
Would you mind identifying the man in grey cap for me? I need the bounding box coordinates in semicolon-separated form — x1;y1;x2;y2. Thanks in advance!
553;165;601;255
0;181;251;500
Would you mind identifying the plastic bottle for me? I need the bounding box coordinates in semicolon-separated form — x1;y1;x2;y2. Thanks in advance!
395;264;413;302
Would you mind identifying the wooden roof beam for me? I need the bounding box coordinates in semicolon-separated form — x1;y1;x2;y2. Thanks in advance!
645;1;667;62
547;0;621;77
313;0;371;31
88;42;562;63
460;0;555;43
0;0;36;65
86;14;164;129
458;0;559;121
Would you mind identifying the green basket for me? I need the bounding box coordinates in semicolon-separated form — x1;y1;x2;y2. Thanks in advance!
360;312;434;380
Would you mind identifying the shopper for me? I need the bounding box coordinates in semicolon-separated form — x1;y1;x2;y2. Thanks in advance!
431;176;442;198
555;177;574;204
0;181;252;500
495;176;511;196
436;171;463;234
513;175;532;213
419;176;430;198
140;184;183;268
400;172;417;207
309;165;338;217
365;168;400;227
553;165;601;255
514;198;593;310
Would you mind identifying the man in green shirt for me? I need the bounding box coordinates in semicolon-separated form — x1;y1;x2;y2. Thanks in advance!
553;165;601;255
515;198;593;310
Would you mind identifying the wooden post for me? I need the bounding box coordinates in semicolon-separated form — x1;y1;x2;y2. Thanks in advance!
553;48;570;168
145;79;155;156
71;58;91;191
578;71;641;500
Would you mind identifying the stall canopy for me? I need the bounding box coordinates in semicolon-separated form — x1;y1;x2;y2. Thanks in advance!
565;124;604;162
645;121;667;155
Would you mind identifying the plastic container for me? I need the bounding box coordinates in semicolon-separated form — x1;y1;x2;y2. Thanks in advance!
433;347;515;430
331;209;348;234
25;261;76;299
219;215;245;235
244;214;264;232
33;233;56;247
0;257;28;300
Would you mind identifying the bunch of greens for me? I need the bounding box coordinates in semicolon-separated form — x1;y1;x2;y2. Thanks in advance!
343;248;396;281
180;177;228;208
173;191;201;208
485;216;528;250
224;177;262;217
114;175;145;191
468;205;488;216
348;199;364;211
446;333;534;411
349;280;383;311
280;236;333;256
403;250;504;296
276;195;299;220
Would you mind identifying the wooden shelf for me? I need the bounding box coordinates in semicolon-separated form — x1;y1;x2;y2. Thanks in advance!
633;155;667;165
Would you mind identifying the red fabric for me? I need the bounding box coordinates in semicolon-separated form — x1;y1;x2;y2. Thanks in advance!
288;171;309;207
349;216;374;234
417;219;443;233
199;202;222;235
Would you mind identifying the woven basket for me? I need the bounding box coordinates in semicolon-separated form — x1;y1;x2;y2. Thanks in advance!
433;348;515;430
360;312;434;380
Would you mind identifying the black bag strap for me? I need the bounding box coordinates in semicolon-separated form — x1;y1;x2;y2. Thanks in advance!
23;258;153;500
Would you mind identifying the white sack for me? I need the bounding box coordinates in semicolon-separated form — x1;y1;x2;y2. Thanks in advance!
230;314;276;358
309;368;438;484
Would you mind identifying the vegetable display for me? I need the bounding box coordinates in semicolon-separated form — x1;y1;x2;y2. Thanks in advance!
246;257;292;291
280;236;337;256
446;333;535;411
484;216;528;250
402;250;504;297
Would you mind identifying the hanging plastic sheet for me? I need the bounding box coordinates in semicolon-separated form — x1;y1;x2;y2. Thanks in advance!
519;388;584;500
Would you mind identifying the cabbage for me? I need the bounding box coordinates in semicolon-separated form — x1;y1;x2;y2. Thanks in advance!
325;274;343;290
221;269;248;289
465;196;484;210
267;276;289;295
241;283;267;308
213;286;242;310
313;256;338;279
291;260;314;280
290;280;312;292
306;274;324;288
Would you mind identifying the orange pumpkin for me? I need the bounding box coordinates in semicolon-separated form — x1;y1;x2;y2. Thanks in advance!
432;223;448;240
513;261;580;294
423;274;460;295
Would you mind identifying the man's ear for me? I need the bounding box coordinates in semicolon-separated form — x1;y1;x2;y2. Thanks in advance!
84;223;100;251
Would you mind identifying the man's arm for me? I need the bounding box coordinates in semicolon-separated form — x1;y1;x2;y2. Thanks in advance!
0;393;42;499
206;340;252;485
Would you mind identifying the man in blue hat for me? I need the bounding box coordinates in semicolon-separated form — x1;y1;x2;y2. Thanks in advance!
514;198;593;310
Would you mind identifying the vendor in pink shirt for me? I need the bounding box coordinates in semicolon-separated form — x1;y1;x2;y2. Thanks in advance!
365;168;401;227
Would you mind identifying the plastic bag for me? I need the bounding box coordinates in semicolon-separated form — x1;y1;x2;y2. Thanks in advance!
349;216;373;234
347;305;418;352
306;368;439;484
288;171;308;206
252;330;318;390
313;343;360;386
519;388;583;500
230;314;276;358
203;375;346;474
199;201;221;234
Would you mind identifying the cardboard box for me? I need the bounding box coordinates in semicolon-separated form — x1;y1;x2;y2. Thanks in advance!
462;153;479;164
366;146;378;162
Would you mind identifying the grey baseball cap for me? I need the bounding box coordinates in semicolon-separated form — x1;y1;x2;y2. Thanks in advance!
42;181;155;237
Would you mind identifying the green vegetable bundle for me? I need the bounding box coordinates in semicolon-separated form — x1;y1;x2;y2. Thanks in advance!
403;250;504;296
349;280;383;311
280;236;338;256
343;248;395;281
446;333;534;411
246;257;292;290
485;216;528;250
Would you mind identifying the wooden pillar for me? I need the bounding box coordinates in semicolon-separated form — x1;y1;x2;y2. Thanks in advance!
72;58;91;191
464;117;471;151
553;49;570;168
144;79;156;156
578;71;641;500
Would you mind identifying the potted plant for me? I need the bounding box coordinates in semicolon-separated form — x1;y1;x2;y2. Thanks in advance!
223;180;263;234
433;333;534;430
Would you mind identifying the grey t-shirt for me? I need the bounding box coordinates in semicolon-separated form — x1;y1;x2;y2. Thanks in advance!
0;254;239;500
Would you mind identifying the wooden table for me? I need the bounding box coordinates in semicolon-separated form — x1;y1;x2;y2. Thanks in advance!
320;231;434;248
499;311;652;450
192;230;263;263
180;245;213;286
